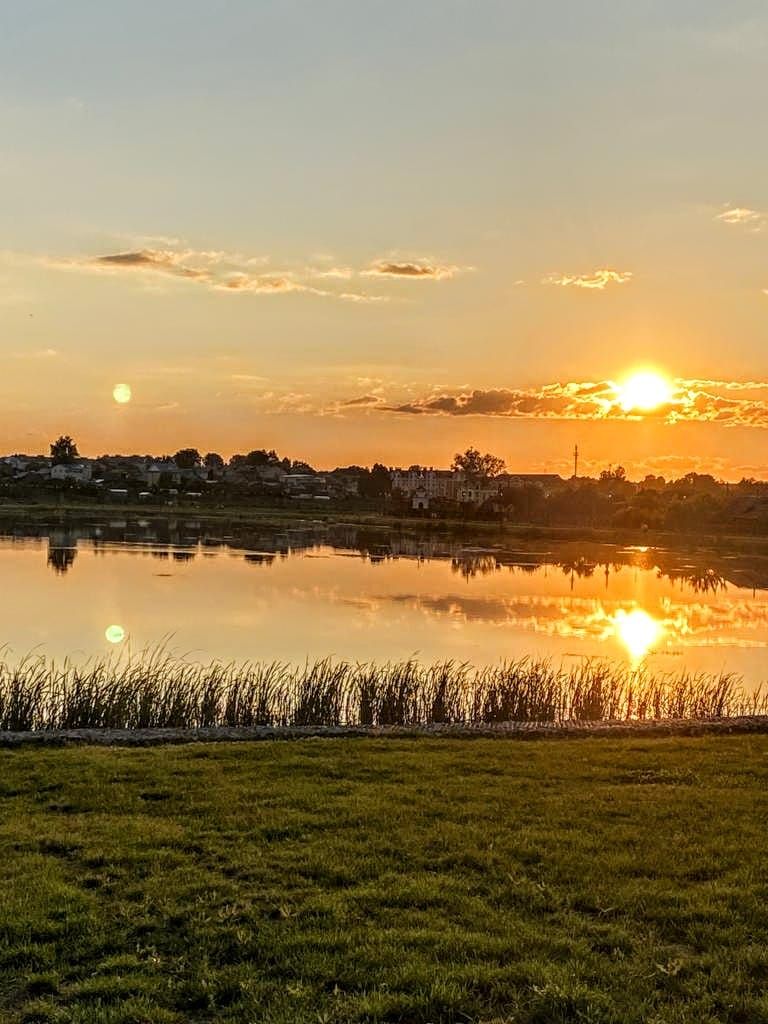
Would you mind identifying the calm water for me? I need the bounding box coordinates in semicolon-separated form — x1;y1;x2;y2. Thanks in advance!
3;517;768;687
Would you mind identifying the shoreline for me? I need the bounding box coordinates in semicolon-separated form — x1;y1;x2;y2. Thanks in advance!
2;498;768;554
2;715;768;748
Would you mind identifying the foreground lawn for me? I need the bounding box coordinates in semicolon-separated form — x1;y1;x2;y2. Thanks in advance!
1;739;767;1023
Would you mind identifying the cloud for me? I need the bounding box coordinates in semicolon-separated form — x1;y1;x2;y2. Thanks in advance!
543;269;632;290
715;205;765;231
341;394;383;407
338;291;390;304
93;249;212;280
311;266;354;280
12;347;59;359
214;273;304;294
380;378;768;428
362;259;464;280
39;244;467;301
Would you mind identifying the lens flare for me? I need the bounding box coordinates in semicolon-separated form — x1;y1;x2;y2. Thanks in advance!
616;371;673;413
612;608;663;662
113;383;132;404
105;624;126;644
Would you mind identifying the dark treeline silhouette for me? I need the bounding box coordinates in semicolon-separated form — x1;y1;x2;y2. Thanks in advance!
499;471;768;537
5;439;768;538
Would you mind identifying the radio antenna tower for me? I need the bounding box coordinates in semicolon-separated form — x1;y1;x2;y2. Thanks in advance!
573;443;579;479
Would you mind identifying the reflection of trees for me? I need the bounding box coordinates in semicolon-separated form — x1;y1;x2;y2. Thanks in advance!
244;553;276;566
663;568;728;595
560;558;597;579
12;514;768;595
451;555;499;579
47;545;77;575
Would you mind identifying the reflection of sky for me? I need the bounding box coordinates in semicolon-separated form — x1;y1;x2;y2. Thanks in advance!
2;538;768;690
378;591;768;651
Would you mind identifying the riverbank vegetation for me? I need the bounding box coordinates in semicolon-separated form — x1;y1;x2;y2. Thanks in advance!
2;736;767;1023
0;651;764;732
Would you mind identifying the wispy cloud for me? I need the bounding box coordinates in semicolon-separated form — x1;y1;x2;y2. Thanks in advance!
13;347;59;360
543;269;633;290
338;291;390;304
214;273;304;294
39;245;450;302
311;266;354;280
378;378;768;428
715;205;765;231
341;394;383;407
93;249;211;280
362;259;465;280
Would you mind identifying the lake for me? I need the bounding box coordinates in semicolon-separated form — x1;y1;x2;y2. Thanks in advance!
3;516;768;688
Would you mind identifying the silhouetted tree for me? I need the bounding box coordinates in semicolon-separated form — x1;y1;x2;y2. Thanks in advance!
452;447;505;479
204;452;225;470
173;448;202;469
359;463;392;498
50;435;79;465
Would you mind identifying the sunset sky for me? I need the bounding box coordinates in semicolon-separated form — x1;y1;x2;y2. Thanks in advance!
1;1;767;478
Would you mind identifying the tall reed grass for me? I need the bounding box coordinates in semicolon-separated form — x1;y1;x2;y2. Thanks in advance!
0;649;763;731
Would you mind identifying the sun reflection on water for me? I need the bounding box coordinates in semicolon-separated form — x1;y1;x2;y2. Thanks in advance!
610;608;663;663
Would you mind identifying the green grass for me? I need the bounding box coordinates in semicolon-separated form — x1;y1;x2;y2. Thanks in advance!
1;738;768;1023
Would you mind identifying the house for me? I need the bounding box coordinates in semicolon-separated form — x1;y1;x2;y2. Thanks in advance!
390;468;458;500
145;463;165;488
51;460;93;483
282;473;329;497
455;481;500;505
412;487;430;511
390;467;503;507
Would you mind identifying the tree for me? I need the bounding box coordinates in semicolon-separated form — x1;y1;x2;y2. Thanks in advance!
452;447;505;479
204;452;225;471
599;465;627;482
173;448;202;469
50;435;79;465
359;463;392;498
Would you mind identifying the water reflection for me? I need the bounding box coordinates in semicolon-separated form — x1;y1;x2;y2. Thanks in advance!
610;608;663;663
8;516;767;597
47;544;77;575
1;515;767;684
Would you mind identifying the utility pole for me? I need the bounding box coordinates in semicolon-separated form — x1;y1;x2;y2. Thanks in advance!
573;443;579;479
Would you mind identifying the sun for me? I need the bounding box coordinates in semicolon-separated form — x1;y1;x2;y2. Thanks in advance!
612;608;663;662
616;371;673;413
113;383;132;404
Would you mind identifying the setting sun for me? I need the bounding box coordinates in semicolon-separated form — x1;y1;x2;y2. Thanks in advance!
616;371;674;413
612;608;663;662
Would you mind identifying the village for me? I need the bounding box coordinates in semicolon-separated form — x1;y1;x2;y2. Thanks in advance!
0;439;563;512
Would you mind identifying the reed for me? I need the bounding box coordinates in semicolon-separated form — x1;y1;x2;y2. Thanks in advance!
0;647;763;731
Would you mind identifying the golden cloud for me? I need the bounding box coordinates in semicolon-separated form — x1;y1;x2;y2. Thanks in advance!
362;259;464;280
543;269;633;290
382;378;768;428
43;245;435;302
715;205;765;230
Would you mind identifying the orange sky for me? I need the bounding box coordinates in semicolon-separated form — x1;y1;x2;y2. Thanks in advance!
1;3;767;479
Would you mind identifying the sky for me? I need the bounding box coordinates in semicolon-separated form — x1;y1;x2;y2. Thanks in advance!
1;0;767;478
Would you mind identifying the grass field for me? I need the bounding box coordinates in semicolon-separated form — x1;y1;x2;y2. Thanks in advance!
2;737;768;1024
